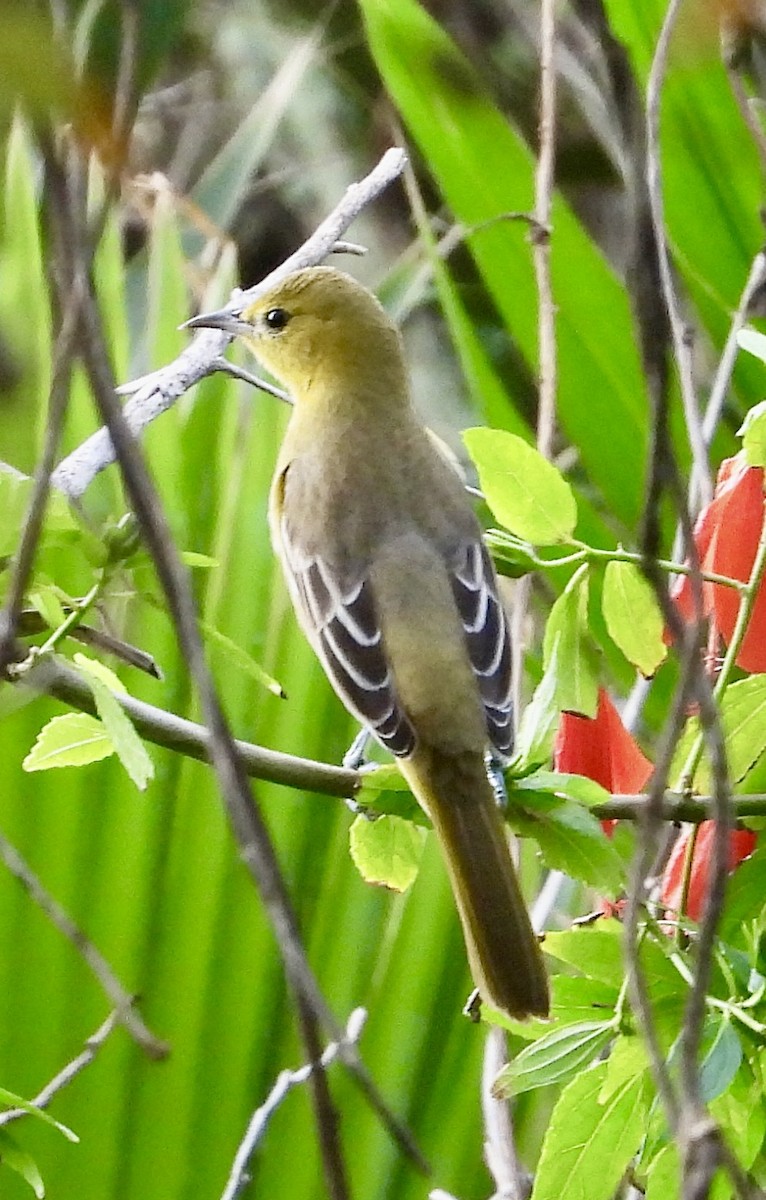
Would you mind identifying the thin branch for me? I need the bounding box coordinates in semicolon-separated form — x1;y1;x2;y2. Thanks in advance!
594;793;766;822
42;127;354;1200
26;653;359;796
40;134;423;1182
677;248;766;553
50;148;408;499
634;5;736;1181
220;1009;367;1200
645;0;712;504
701;250;766;449
25;652;766;823
76;223;351;1200
481;1027;531;1200
0;833;166;1058
510;0;559;727
0;1010;120;1126
726;67;766;178
15;610;163;678
0;300;81;673
207;357;293;404
533;0;558;459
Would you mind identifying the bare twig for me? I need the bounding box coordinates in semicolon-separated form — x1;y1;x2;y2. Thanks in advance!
726;67;766;177
207;358;293;404
0;833;166;1057
484;13;558;1197
0;300;81;673
635;6;737;1192
482;1028;531;1200
71;194;350;1200
27;652;359;795
0;1011;120;1126
25;651;766;822
40;134;423;1182
510;0;559;724
50;149;407;499
220;1009;367;1200
17;609;162;677
645;0;712;505
533;0;558;459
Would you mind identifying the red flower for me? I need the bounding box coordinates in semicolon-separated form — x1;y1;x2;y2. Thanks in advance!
554;688;653;835
661;821;758;921
671;452;766;672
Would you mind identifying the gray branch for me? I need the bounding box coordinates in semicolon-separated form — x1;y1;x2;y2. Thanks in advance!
50;148;407;499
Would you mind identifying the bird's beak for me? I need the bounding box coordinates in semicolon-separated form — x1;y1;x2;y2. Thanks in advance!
182;309;254;337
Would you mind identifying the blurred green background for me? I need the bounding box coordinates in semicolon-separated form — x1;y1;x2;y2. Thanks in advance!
0;0;763;1196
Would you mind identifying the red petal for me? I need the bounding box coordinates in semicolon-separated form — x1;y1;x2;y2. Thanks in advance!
661;822;758;921
709;466;766;671
554;689;653;805
601;691;653;793
668;454;749;628
554;694;613;790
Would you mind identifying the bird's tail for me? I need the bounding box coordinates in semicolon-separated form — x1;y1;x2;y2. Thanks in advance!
399;744;549;1021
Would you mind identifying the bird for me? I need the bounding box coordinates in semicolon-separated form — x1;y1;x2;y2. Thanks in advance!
187;266;549;1020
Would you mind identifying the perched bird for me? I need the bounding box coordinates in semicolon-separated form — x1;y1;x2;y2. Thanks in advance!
188;267;549;1020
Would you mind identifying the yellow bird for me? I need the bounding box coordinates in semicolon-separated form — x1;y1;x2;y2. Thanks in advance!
188;266;549;1020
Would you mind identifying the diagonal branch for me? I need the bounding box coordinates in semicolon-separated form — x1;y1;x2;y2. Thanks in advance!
50;148;407;500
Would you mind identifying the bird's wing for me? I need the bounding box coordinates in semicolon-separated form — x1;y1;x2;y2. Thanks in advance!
279;510;416;757
449;540;514;756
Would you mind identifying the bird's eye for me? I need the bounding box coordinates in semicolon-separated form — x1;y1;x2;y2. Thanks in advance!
264;307;290;331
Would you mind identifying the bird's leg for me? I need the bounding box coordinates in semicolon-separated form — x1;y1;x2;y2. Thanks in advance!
343;726;374;816
486;750;508;811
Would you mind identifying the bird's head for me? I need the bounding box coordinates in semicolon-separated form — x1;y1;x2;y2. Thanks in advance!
186;266;403;398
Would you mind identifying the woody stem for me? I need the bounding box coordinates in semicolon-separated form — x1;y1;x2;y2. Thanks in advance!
679;486;766;786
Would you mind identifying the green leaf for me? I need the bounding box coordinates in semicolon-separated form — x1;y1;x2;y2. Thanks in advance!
544;922;680;1001
491;974;619;1040
349;814;426;892
0;1086;77;1141
23;713;114;772
718;848;766;942
360;0;650;530
74;655;153;790
602;561;666;678
673;675;766;790
72;653;126;694
738;398;766;469
531;1063;646;1200
737;328;766;366
645;1143;679;1200
494;1020;614;1097
542;565;599;718
0;473;34;558
180;552;218;569
710;1065;766;1169
356;765;425;824
485;530;538;578
700;1017;742;1104
0;1129;45;1198
514;640;562;768
463;427;577;545
28;585;67;632
202;622;284;697
507;792;624;896
599;1035;649;1102
512;770;611;809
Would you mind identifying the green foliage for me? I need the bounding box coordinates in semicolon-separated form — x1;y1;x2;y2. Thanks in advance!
463;427;578;544
349;813;426;893
23;713;114;772
531;1065;647;1200
602;562;666;679
3;3;766;1199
